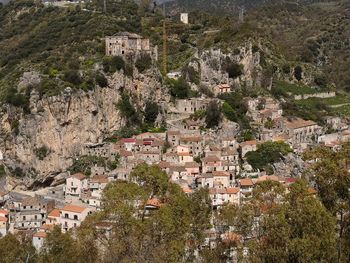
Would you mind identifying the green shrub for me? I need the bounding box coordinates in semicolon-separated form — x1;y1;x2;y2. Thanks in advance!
34;146;50;160
222;102;237;122
144;101;159;125
205;100;222;128
0;165;5;178
169;77;190;99
95;73;108;87
63;70;82;85
135;53;152;73
294;66;303;81
246;141;292;170
116;93;141;126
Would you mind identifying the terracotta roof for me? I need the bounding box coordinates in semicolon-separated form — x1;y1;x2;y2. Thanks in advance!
178;152;191;156
226;187;240;194
61;204;87;213
72;173;86;181
122;138;136;143
0;209;9;215
90;175;109;184
184;162;200;168
48;209;60;218
239;178;254;187
33;232;47;238
285;118;317;129
180;136;202;143
158;161;171;169
212;171;230;177
40;224;54;231
168;130;181;136
240;140;257;147
308;187;317;195
146;198;162;208
257;175;279;183
182;188;193;194
120;150;133;157
0;216;8;222
203;156;220;163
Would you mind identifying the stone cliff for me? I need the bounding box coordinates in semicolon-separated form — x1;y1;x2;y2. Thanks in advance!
0;68;167;188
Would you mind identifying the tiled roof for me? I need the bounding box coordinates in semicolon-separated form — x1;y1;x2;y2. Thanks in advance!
33;232;47;238
240;140;257;147
72;173;86;181
61;204;87;214
239;178;254;187
48;209;60;218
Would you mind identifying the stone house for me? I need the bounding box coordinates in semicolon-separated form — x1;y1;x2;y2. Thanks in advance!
180;136;204;157
175;98;210;114
105;32;157;60
65;173;88;198
89;175;109;192
169;166;188;182
212;171;231;188
135;151;161;164
60;205;94;233
209;187;241;208
33;231;47;251
278;118;321;144
183;119;201;130
214;84;231;95
46;208;60;226
202;156;222;173
238;178;254;197
240;140;257;157
0;209;9;236
167;130;181;146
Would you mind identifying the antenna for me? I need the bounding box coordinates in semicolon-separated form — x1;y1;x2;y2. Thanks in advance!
162;3;168;74
239;6;245;23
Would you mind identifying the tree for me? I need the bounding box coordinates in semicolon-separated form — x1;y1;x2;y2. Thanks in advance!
303;143;350;261
222;102;237;122
246;141;292;170
63;70;82;86
0;234;36;263
39;226;80;263
225;62;243;79
169;77;191;99
144;101;159;125
116;93;141;126
294;66;303;81
95;73;108;87
135;54;152;73
205;100;222;128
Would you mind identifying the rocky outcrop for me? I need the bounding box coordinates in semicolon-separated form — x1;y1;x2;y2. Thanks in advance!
0;68;167;188
196;42;262;88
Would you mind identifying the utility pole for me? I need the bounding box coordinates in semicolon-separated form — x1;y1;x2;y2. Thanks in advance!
162;3;167;74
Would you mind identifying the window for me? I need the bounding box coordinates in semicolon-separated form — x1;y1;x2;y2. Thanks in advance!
23;216;26;220
65;213;68;219
35;215;37;220
74;215;78;220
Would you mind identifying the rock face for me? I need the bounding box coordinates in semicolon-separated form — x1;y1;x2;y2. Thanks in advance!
0;68;167;187
197;42;262;88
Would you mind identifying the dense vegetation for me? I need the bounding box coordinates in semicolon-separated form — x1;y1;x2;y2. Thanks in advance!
246;141;293;172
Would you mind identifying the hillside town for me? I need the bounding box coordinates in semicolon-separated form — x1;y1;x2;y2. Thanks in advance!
1;0;350;260
0;88;349;251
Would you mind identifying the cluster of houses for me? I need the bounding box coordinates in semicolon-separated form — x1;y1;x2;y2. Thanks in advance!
0;92;348;252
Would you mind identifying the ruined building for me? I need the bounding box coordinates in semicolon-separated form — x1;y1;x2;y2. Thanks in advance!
105;32;158;60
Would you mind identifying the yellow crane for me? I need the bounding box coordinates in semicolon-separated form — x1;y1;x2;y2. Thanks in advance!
162;4;167;75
